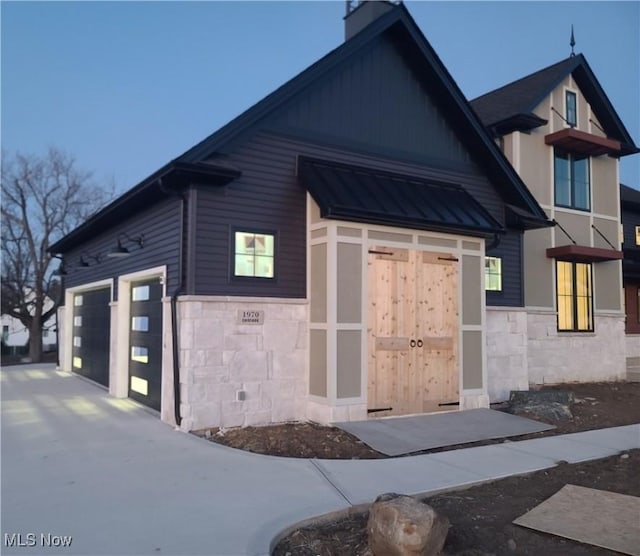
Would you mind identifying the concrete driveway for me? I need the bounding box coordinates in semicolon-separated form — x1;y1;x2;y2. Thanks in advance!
3;364;638;556
1;364;348;556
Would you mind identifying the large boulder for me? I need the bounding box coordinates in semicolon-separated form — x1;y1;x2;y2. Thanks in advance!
367;493;449;556
508;389;574;422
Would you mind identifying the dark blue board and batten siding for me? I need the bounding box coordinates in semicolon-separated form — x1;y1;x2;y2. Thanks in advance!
487;231;524;307
265;36;474;173
196;131;517;302
61;196;183;300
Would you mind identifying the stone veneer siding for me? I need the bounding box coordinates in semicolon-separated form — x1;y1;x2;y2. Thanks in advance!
177;297;308;431
526;311;625;384
486;308;528;402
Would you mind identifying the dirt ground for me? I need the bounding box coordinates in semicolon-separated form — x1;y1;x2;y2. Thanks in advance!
193;382;639;555
194;382;640;459
273;450;640;556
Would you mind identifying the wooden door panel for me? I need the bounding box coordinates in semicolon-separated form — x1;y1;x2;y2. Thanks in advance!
368;248;459;417
416;256;458;408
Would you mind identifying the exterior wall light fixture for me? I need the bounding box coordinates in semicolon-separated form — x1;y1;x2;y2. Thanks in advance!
107;233;145;258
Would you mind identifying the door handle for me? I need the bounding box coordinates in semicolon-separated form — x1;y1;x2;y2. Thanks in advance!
417;339;423;348
410;339;417;348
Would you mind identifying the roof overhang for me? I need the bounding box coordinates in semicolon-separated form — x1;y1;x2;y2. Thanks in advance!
49;161;241;254
505;204;553;231
545;128;621;157
298;156;505;238
490;113;548;136
546;244;623;263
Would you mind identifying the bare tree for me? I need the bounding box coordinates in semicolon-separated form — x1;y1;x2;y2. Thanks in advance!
1;148;113;362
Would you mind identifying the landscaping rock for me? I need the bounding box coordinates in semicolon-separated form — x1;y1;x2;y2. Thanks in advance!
367;493;449;556
508;389;574;421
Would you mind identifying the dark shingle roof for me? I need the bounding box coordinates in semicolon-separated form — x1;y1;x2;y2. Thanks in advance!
471;54;638;156
621;183;640;209
471;57;576;128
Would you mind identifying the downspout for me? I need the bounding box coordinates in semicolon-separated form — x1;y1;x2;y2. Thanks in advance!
487;232;501;251
158;178;186;427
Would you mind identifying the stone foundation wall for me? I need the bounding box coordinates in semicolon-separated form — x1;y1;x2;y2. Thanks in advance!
526;311;625;384
306;400;368;424
625;335;640;381
625;335;640;360
177;297;308;431
485;308;529;402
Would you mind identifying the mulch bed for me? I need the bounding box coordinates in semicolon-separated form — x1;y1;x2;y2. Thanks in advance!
193;382;640;459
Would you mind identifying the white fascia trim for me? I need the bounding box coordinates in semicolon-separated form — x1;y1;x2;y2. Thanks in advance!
66;278;114;297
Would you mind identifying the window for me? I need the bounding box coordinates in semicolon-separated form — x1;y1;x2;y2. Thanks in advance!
132;285;150;301
2;325;8;343
131;316;149;331
74;295;83;306
131;346;149;363
485;257;502;291
73;356;82;369
42;328;49;338
557;261;593;332
73;336;82;347
73;316;82;327
565;90;577;127
635;226;640;246
130;376;148;396
234;231;275;278
554;149;590;211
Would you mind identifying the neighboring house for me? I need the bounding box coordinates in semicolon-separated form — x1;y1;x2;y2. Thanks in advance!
48;2;550;431
471;54;639;390
620;183;640;381
1;294;57;353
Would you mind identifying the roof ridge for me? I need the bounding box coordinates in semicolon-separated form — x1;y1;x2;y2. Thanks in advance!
471;55;578;104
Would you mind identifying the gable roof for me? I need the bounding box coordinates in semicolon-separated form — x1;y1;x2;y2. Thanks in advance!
471;54;638;156
50;3;550;255
176;3;547;223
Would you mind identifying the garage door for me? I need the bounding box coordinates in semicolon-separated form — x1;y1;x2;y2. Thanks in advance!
128;279;163;411
72;288;111;387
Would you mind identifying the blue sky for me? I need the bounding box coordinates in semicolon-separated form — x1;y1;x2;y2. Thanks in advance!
2;1;639;192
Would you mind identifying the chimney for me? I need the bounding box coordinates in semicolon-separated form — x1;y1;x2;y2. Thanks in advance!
344;1;399;41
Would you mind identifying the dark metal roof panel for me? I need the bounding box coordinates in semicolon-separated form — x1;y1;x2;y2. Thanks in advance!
298;157;505;237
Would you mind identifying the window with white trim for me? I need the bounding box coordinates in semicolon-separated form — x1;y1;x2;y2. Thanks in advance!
485;257;502;291
233;231;275;278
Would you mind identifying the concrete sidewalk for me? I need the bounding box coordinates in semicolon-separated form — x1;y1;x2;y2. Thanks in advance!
2;364;639;556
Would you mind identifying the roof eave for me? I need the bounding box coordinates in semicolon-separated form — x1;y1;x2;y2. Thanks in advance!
48;161;241;254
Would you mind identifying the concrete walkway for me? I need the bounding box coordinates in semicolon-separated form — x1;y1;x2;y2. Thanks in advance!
2;364;639;556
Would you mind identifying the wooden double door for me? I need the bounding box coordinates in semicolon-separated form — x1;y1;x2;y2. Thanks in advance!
367;247;459;417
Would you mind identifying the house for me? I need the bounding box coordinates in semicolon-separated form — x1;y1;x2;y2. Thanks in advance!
48;1;550;430
1;293;57;355
471;54;639;390
620;183;640;381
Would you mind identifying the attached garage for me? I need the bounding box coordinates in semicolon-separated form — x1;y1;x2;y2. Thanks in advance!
72;287;111;387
